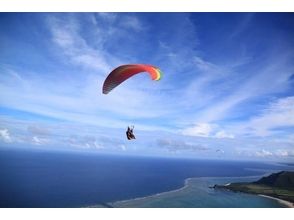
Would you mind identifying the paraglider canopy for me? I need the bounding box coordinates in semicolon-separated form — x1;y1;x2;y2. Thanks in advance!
102;64;162;140
102;64;162;94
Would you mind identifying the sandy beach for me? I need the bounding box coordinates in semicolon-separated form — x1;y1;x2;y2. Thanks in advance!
258;194;294;208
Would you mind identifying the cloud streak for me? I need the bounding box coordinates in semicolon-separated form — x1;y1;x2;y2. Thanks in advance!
0;129;12;143
1;13;294;161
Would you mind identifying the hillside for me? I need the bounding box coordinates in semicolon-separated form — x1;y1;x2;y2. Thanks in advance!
213;171;294;205
254;171;294;189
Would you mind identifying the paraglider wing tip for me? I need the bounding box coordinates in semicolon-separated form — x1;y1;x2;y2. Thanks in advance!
102;86;109;94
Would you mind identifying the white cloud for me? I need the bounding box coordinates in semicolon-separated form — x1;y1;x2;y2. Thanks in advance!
48;15;113;73
51;26;75;48
193;57;217;72
234;96;294;137
120;15;143;31
215;130;234;139
66;135;102;149
229;13;254;39
236;147;294;160
27;125;50;136
94;141;104;149
187;51;293;124
1;13;294;161
255;149;273;157
182;123;213;137
0;129;12;143
157;138;209;152
120;144;126;151
249;96;294;135
37;14;175;125
97;13;117;22
182;123;234;139
180;51;294;141
32;136;46;145
0;64;173;132
275;149;294;157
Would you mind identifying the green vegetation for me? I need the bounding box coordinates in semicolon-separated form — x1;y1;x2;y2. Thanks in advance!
214;171;294;204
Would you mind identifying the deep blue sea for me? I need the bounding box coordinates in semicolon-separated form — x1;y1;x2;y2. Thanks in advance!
0;148;292;208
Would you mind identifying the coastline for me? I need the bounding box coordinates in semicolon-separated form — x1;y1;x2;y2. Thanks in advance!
111;178;191;207
88;174;291;208
110;175;266;207
258;194;294;208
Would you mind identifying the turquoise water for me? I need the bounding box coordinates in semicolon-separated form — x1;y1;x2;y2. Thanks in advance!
0;148;292;207
113;176;288;208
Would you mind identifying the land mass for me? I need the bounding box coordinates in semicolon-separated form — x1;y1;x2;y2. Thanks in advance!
213;171;294;207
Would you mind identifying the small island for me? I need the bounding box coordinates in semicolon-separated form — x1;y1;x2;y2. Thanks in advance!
213;171;294;207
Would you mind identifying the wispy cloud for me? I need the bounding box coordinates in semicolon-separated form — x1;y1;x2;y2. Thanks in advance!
215;130;234;139
237;148;294;160
47;14;114;73
181;123;234;139
0;129;12;143
157;138;209;152
32;136;48;145
0;14;200;132
229;13;255;39
255;149;273;157
190;53;293;124
120;15;144;32
237;96;294;137
182;123;214;137
1;13;294;161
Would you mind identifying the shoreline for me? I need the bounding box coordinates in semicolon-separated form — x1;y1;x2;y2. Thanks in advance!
89;173;290;208
111;178;191;206
110;175;264;207
258;194;294;208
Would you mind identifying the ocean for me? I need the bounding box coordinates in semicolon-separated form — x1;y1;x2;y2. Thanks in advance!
0;148;292;208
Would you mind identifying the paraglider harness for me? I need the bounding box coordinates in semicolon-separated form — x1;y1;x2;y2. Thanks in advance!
126;126;136;140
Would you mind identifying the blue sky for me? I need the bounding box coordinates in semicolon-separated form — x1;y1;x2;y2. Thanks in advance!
0;13;294;161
